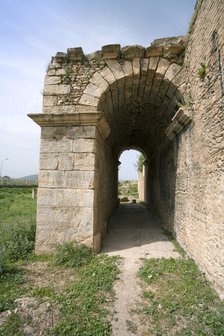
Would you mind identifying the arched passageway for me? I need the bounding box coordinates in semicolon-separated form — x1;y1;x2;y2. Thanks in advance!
28;0;224;298
29;41;191;254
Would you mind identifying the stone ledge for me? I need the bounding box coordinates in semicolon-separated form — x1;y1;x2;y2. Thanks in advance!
164;107;192;140
28;112;110;139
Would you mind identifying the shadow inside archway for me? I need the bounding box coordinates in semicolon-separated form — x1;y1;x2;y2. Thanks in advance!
101;204;178;259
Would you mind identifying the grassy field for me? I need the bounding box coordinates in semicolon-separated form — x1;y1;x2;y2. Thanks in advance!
138;257;224;335
0;187;36;267
0;187;224;335
0;187;120;335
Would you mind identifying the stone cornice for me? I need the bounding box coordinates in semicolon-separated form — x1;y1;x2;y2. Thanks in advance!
28;112;110;139
164;108;192;140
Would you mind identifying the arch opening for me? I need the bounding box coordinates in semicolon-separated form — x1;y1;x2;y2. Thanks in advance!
118;149;145;204
94;66;184;248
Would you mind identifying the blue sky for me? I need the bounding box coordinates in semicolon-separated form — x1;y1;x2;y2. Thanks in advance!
0;0;196;179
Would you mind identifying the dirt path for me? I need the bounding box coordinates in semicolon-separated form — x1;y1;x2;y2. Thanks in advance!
102;204;180;336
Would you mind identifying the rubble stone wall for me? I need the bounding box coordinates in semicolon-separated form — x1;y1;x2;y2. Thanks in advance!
155;0;224;297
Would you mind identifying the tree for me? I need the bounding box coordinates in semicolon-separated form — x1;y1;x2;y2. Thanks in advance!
137;153;144;172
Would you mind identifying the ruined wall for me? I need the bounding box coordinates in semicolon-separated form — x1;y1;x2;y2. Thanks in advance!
156;0;224;297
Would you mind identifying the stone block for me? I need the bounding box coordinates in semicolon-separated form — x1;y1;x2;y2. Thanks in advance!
43;96;57;107
55;68;66;75
146;46;163;57
41;138;73;153
67;47;84;61
74;153;95;170
101;44;121;59
37;188;95;207
67;126;96;139
79;93;99;106
43;105;77;114
83;83;104;98
148;57;160;70
65;170;95;189
54;52;67;63
121;60;133;77
39;170;64;188
73;138;96;153
89;72;109;92
164;63;182;82
41;127;67;140
44;76;61;85
132;58;140;76
36;206;94;247
100;66;116;84
121;45;145;59
44;84;70;95
141;58;149;74
58;153;74;170
106;60;124;80
40;153;58;170
156;58;171;76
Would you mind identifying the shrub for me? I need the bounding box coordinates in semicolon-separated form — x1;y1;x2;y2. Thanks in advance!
0;219;36;271
53;242;94;268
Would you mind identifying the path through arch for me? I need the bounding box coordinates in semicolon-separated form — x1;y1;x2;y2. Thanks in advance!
102;203;179;335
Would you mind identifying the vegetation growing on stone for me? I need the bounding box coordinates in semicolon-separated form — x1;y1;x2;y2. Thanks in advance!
198;62;206;79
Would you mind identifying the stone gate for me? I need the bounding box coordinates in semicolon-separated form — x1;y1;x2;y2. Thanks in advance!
29;0;224;297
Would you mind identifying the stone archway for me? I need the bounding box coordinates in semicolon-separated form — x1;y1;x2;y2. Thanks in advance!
28;0;224;296
29;38;191;254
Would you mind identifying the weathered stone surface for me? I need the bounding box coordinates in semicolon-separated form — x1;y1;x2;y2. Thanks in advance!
74;153;95;170
44;76;61;85
41;138;73;153
121;45;145;59
121;60;133;77
58;153;74;170
106;60;124;80
39;170;64;188
156;58;171;76
67;47;84;61
38;188;95;207
54;52;67;63
65;171;95;189
44;84;70;95
73;138;96;153
145;46;163;57
100;66;116;84
43;96;58;107
67;126;96;139
40;153;58;170
41;126;67;139
102;44;121;59
79;93;99;106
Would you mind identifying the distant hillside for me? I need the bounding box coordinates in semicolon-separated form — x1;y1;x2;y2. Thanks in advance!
19;174;38;181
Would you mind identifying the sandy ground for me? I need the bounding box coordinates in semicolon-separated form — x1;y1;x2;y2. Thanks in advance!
102;204;180;336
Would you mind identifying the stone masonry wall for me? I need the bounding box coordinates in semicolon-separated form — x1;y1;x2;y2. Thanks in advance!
155;0;224;297
36;125;98;252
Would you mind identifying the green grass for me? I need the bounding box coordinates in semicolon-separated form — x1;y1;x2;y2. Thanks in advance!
51;242;120;336
53;241;94;268
0;313;25;336
0;268;27;312
0;187;36;269
138;258;224;336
